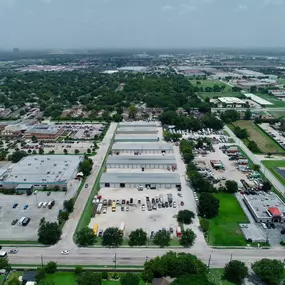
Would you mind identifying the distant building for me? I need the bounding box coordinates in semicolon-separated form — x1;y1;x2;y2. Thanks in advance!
218;97;246;108
269;90;285;97
24;124;64;140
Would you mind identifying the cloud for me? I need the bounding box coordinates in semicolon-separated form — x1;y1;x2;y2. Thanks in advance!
263;0;285;6
237;4;248;11
161;5;174;10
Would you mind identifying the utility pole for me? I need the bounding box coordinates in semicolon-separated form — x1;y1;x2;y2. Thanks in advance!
230;254;232;262
113;252;117;269
41;255;44;268
207;254;212;270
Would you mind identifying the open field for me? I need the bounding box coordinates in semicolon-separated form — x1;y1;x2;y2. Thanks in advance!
209;269;235;285
254;92;285;108
231;120;285;154
262;160;285;187
270;110;285;119
0;275;5;283
190;79;231;90
278;78;285;85
199;92;242;100
46;272;76;285
209;193;248;246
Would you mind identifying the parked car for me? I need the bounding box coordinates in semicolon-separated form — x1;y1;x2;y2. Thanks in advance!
98;230;103;237
12;203;18;209
261;223;267;229
266;223;272;229
271;223;276;229
11;219;18;225
180;201;184;206
85;184;88;188
142;204;146;211
150;231;155;239
47;192;51;196
23;204;29;210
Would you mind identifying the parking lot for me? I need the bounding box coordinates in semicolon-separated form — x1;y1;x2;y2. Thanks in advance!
42;141;95;154
0;179;80;241
89;186;183;239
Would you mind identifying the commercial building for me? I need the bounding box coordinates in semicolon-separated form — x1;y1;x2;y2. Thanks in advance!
118;121;160;128
218;97;246;107
0;155;83;191
111;142;173;154
114;135;158;143
106;155;176;169
116;127;158;135
100;173;181;189
243;193;285;223
24;124;64;140
244;93;273;106
269;90;285;97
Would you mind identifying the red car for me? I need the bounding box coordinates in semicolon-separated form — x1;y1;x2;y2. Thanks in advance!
180;201;184;206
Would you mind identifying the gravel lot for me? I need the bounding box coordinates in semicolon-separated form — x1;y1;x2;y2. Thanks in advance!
89;187;183;239
0;179;80;241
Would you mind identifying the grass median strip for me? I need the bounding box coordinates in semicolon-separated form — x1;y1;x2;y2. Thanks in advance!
208;194;248;246
262;160;285;187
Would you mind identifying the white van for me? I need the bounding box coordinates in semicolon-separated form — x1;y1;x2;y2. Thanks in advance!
18;217;26;225
38;202;43;208
42;202;48;208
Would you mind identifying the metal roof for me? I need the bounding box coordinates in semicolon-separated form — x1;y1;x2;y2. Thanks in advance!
1;155;83;185
107;156;176;165
117;127;158;133
114;135;158;142
112;142;173;150
119;121;160;127
100;173;181;184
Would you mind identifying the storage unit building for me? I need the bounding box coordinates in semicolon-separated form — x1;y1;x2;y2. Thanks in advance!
119;121;160;128
114;135;158;142
106;156;176;169
111;142;173;154
116;127;158;134
100;173;181;189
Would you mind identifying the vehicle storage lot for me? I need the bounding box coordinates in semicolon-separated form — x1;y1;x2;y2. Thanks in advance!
89;187;183;239
0;180;80;241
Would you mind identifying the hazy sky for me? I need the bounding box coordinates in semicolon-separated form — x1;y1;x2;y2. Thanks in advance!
0;0;284;49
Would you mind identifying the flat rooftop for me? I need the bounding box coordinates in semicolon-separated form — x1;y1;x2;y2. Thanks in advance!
0;155;83;185
25;124;60;135
218;97;245;104
244;93;273;106
118;121;160;127
107;156;176;165
112;142;173;151
117;127;158;133
114;135;158;142
244;192;285;219
101;173;181;184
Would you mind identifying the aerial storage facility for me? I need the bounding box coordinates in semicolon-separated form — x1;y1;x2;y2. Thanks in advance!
100;173;181;189
118;121;160;128
106;155;177;169
116;127;158;135
114;135;159;142
111;142;173;154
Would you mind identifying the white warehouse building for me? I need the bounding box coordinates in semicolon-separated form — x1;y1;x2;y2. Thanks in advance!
111;142;173;155
100;173;181;189
116;127;158;135
118;121;160;128
114;135;159;142
106;155;176;169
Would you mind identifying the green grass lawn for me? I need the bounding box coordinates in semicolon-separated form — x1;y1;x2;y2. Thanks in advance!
0;275;6;283
190;79;231;90
270;110;285;119
254;92;285;108
209;194;248;246
208;269;235;285
231;120;285;154
278;78;285;85
46;272;76;285
199;92;242;100
262;160;285;187
7;271;23;283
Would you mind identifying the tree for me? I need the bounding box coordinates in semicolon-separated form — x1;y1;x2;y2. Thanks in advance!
38;221;61;245
76;227;96;246
74;149;80;154
112;114;123;122
225;180;238;193
101;227;123;247
252;258;284;285
220;110;240;123
8;150;27;163
7;277;21;285
198;192;220;219
63;198;74;213
129;105;137;119
0;257;11;270
171;275;215;285
153;229;170;247
79;158;93;176
87;148;91;154
177;210;195;225
128;228;147;246
121;273;140;285
45;261;57;273
223;260;248;284
39;147;44;155
77;271;102;285
244;109;252;120
63;148;68;154
248;140;260;153
36;267;46;283
263;180;272;192
31;135;38;143
250;86;257;93
252;164;261;171
180;229;196;247
74;266;83;275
